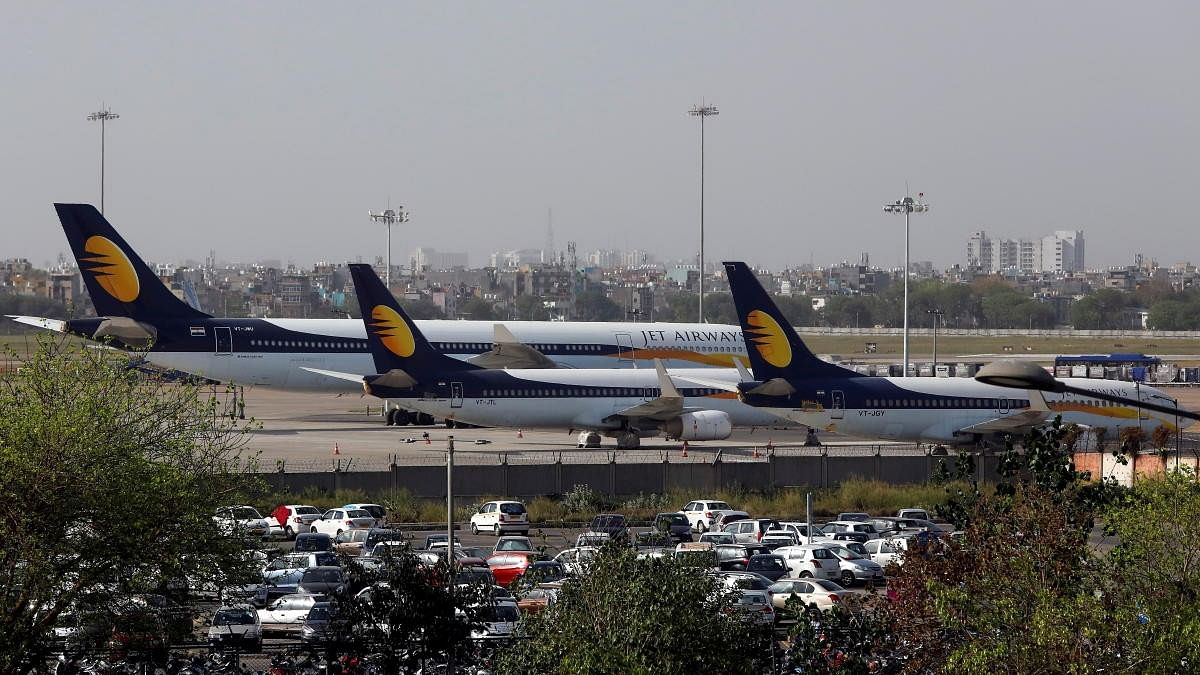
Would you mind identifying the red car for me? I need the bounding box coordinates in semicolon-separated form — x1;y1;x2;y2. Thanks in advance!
486;552;546;587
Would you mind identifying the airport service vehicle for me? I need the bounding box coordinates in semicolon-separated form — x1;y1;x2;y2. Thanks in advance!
305;265;790;449
682;500;735;533
310;508;376;536
767;578;845;612
773;545;841;580
470;501;530;535
721;261;1182;445
213;506;270;539
271;505;323;539
19;205;753;397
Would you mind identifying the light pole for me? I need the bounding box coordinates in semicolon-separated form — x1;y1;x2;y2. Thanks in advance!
87;107;120;214
369;207;410;288
445;434;455;670
689;103;718;322
883;193;929;376
927;308;944;370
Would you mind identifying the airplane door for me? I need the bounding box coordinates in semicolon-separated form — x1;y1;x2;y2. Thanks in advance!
215;327;232;355
450;382;464;409
999;398;1011;415
830;390;845;419
615;332;635;365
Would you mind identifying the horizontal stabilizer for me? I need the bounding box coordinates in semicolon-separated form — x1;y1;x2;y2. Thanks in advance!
93;317;158;347
300;367;367;383
745;378;797;396
6;315;67;333
467;324;558;369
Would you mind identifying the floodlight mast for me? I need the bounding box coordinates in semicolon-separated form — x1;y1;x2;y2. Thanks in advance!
689;103;719;322
87;107;120;214
369;207;410;288
883;193;929;376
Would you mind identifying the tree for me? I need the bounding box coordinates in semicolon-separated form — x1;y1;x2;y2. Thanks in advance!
0;336;260;674
1070;288;1132;329
772;294;816;326
458;297;497;321
399;297;446;320
496;544;772;674
513;294;551;321
700;292;737;325
574;288;621;322
327;551;493;673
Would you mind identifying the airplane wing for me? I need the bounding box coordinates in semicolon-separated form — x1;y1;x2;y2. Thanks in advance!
6;315;67;332
956;390;1053;434
300;367;367;383
466;324;557;369
605;359;684;421
669;361;752;393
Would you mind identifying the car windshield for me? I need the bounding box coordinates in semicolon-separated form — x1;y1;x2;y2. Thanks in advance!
497;539;532;551
303;568;342;582
214;609;255;625
500;503;526;515
295;536;330;552
831;547;864;560
346;509;372;519
490;605;519;622
750;557;786;570
229;507;260;520
359;505;385;518
710;502;732;511
295;506;321;515
738;593;767;605
306;605;332;621
660;514;687;525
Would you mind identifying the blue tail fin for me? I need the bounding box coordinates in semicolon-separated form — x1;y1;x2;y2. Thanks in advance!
723;261;857;381
54;204;209;320
347;264;475;379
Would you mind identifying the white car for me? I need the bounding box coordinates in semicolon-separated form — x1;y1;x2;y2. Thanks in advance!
773;545;841;580
862;538;902;568
896;508;931;521
469;501;529;535
681;500;734;533
767;578;845;612
721;518;782;544
553;547;598;576
213;506;270;539
343;503;387;528
208;605;262;651
821;520;881;542
778;521;829;545
470;600;521;639
257;594;319;635
816;543;885;587
310;508;376;536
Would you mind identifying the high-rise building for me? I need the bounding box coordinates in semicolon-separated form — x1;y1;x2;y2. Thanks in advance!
966;229;1084;274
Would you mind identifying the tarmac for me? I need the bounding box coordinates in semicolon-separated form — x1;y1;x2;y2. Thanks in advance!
229;386;1200;471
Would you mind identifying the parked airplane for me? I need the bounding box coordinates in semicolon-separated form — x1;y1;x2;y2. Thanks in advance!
302;264;793;448
8;204;750;402
721;261;1179;445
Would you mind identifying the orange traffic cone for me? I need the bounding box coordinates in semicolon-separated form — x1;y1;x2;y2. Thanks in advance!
517;429;524;439
681;441;689;458
333;442;340;456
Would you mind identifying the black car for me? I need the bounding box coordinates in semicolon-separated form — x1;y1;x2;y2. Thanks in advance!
297;566;346;595
715;544;751;571
300;602;343;647
746;554;789;582
294;533;333;553
653;512;693;543
524;561;566;584
588;514;629;541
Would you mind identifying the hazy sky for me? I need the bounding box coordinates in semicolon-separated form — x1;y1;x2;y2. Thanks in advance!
3;2;1197;272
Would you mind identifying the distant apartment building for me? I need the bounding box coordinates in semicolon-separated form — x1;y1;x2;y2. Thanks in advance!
412;248;469;272
967;229;1085;274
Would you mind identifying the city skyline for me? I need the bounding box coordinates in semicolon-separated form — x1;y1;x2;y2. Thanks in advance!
3;3;1197;271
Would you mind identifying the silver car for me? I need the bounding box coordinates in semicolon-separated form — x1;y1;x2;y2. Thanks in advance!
819;543;885;586
208;605;262;651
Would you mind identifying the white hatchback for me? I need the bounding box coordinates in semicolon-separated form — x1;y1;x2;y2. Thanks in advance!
773;545;841;581
469;501;529;535
681;500;734;533
310;508;376;536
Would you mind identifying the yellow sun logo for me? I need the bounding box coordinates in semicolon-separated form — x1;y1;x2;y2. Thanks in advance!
370;305;416;358
81;235;140;303
746;310;792;368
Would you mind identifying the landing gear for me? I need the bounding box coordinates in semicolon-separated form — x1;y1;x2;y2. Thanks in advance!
804;428;822;446
616;431;641;450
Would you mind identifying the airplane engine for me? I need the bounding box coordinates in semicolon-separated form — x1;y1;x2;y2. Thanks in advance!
663;411;733;441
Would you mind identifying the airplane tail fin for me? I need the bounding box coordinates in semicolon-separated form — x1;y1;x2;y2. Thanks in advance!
346;264;475;380
54;203;209;320
723;261;857;381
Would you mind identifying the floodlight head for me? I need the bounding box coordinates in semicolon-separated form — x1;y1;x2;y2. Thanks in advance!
974;360;1064;392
